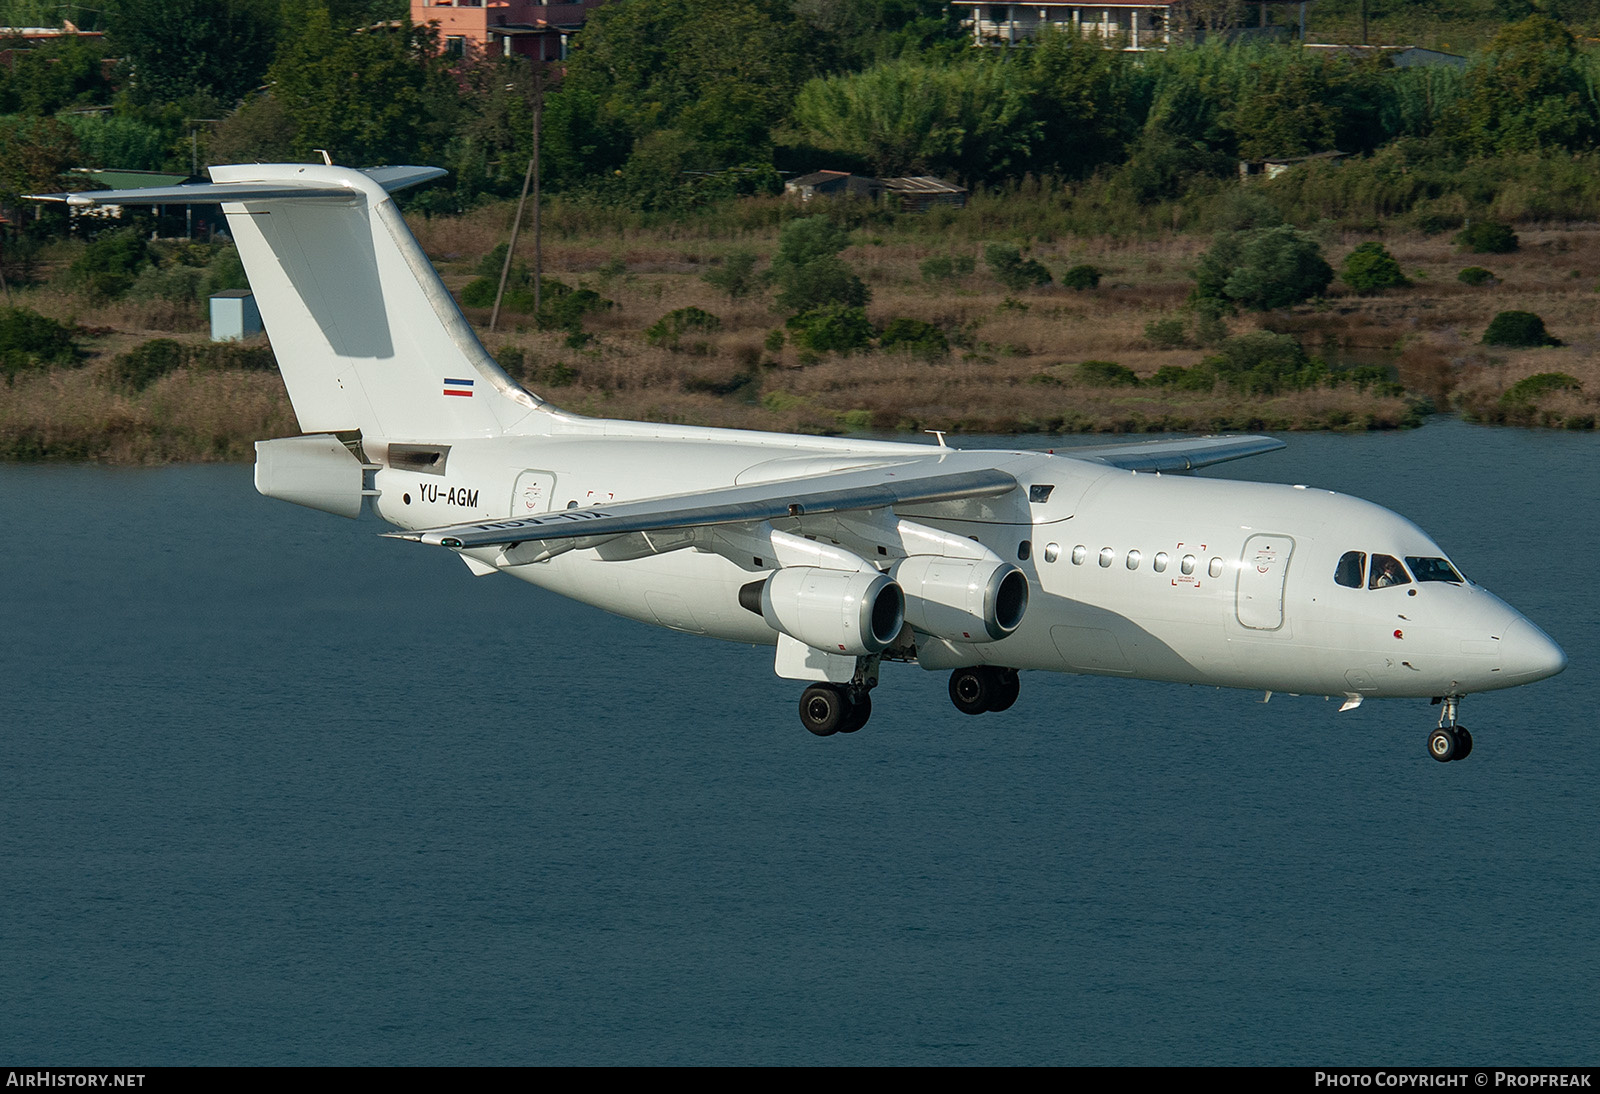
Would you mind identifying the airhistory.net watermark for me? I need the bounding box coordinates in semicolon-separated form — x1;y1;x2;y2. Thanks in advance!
6;1074;145;1088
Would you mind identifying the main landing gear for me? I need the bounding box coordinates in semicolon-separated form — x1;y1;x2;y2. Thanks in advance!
1427;695;1474;763
799;683;872;737
948;666;1020;716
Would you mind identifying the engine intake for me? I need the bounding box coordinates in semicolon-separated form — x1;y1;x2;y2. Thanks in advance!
893;556;1029;642
742;567;904;656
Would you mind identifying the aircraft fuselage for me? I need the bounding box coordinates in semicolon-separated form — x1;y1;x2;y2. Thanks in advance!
370;433;1565;704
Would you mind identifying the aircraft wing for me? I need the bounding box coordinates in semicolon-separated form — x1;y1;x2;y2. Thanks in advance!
385;461;1020;550
1062;434;1285;472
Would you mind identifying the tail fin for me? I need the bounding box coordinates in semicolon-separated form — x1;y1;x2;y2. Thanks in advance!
37;164;542;443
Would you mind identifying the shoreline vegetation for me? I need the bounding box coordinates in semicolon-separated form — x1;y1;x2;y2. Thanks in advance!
8;8;1600;460
3;194;1599;463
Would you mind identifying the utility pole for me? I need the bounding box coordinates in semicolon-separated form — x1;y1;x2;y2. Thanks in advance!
490;64;545;332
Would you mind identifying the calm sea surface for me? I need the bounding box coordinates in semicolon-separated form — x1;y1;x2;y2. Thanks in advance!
1;418;1595;1065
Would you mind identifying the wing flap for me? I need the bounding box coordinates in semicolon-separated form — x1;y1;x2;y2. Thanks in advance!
385;463;1020;550
1065;434;1285;472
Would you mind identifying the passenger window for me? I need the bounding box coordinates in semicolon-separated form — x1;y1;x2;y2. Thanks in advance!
1334;551;1366;589
1369;554;1411;589
1406;556;1463;584
1044;543;1060;563
1153;552;1169;573
1126;550;1141;570
1018;540;1031;561
1208;557;1223;578
1098;547;1115;568
1071;545;1087;565
1180;554;1196;575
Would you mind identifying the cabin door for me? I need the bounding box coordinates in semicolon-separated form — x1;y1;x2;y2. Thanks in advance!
1236;534;1294;630
511;470;556;516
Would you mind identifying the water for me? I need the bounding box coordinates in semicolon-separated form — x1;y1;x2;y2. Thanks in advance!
1;419;1595;1064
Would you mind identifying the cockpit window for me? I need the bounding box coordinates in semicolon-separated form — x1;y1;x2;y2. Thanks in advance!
1334;551;1366;588
1369;554;1411;589
1406;556;1463;584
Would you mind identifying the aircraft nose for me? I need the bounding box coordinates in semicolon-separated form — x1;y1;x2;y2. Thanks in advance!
1501;617;1568;683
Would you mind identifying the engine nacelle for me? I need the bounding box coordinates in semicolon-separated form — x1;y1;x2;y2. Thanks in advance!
254;434;365;518
893;556;1029;642
746;567;905;656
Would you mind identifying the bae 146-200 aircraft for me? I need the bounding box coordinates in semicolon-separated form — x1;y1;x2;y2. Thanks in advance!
35;164;1567;761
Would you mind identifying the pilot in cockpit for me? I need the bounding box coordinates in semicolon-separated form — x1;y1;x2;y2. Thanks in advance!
1371;556;1407;589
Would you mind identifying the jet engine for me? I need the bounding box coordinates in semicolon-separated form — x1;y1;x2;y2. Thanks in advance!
742;567;905;656
893;556;1029;642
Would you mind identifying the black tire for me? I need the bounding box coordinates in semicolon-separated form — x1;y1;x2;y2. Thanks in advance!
1428;727;1456;763
800;684;846;737
949;667;996;716
988;669;1020;713
1452;726;1473;761
838;692;871;734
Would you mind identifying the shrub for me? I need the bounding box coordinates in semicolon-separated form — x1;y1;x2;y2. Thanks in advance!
1458;266;1496;286
1454;221;1518;254
985;244;1052;291
785;304;873;354
1151;363;1216;390
0;307;79;382
1332;364;1404;396
702;249;761;301
1205;330;1326;393
1193;226;1333;312
1341;242;1409;292
1144;317;1190;349
878;318;948;360
920;254;975;282
69;228;153;300
1482;310;1560;347
1501;372;1580;406
1077;360;1139;386
1061;264;1102;291
646;306;722;350
109;338;186;391
771;216;868;311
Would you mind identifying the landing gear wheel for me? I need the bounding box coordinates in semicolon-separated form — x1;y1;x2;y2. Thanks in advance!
838;692;871;734
949;667;997;716
989;669;1020;713
800;684;847;737
1428;727;1457;763
1451;725;1473;761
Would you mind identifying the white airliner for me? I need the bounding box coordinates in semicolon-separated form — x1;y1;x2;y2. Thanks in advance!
36;164;1567;760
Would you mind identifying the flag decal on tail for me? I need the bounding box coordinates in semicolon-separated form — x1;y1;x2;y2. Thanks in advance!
443;378;475;397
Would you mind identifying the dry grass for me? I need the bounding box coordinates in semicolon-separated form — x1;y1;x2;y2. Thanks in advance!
7;213;1598;462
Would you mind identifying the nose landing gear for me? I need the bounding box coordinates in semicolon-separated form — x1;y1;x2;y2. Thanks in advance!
1428;695;1473;762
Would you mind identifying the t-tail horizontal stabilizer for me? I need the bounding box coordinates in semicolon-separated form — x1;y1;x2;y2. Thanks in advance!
30;164;542;445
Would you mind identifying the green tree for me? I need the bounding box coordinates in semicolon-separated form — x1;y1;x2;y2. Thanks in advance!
554;0;808;192
790;54;1039;182
1340;242;1408;292
1449;16;1599;155
1194;226;1332;311
107;0;280;106
0;116;79;211
1023;27;1133;178
269;10;448;165
0;33;113;114
769;216;868;312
